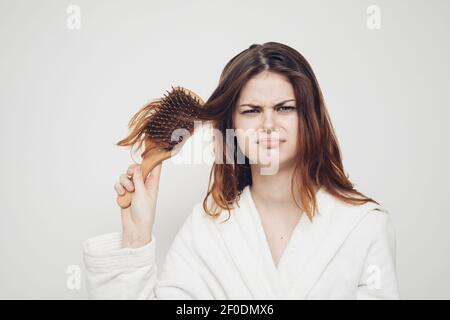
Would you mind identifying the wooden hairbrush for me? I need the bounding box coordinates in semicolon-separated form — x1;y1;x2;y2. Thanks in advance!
115;86;205;209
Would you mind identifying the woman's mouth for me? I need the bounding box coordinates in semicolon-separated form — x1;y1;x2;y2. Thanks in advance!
257;139;285;148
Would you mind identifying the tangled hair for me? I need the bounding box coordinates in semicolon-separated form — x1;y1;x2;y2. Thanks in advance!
196;42;378;222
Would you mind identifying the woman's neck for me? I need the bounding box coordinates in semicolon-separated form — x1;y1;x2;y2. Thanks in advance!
249;161;300;211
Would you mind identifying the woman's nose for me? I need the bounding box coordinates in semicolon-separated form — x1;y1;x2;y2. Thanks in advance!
262;110;275;131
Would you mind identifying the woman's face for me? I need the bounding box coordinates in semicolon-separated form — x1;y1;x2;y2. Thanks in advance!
232;70;299;173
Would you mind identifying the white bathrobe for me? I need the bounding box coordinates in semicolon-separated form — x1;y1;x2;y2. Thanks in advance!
83;186;399;300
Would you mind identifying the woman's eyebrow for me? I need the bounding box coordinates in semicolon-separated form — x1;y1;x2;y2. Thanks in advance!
238;99;296;108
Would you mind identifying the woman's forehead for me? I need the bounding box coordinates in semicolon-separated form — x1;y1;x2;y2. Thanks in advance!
238;72;294;105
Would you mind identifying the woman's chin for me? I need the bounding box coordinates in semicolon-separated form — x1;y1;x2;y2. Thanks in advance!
249;152;296;170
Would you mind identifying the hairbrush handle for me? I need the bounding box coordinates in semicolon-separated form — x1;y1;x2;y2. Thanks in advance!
116;137;189;209
116;148;172;209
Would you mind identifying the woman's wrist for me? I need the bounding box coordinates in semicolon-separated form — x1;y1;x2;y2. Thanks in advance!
122;232;152;249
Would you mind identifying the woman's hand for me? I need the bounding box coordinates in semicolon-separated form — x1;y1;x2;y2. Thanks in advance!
114;163;162;248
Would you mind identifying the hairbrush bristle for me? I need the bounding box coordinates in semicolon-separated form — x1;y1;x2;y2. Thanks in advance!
116;86;204;158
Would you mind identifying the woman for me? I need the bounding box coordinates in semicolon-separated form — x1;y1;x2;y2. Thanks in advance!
83;42;399;299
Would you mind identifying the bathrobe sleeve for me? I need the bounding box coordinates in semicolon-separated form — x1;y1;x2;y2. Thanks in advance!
83;206;214;300
356;209;400;299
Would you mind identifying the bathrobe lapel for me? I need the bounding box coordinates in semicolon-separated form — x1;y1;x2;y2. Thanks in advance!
215;187;282;299
215;186;383;300
285;194;384;299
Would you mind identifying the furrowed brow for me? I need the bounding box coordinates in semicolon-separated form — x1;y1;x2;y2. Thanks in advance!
239;99;295;108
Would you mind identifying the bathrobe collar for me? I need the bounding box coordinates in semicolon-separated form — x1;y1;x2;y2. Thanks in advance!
215;185;384;299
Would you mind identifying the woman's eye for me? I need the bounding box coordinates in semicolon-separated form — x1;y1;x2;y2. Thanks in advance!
242;109;259;114
277;106;295;112
241;106;295;114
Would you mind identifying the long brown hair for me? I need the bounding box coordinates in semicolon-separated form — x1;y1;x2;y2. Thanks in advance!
196;42;378;222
